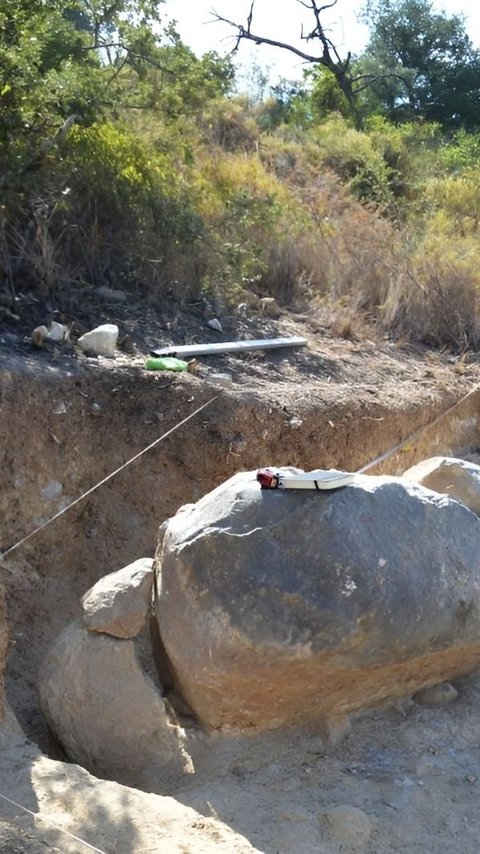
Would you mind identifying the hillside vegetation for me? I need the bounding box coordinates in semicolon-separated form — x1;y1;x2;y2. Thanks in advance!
2;0;480;350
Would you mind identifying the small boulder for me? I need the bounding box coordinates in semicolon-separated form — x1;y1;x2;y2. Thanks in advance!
47;321;68;342
38;620;189;785
31;325;49;348
403;456;480;517
260;297;282;318
77;323;118;357
414;681;458;706
82;558;153;638
319;805;374;848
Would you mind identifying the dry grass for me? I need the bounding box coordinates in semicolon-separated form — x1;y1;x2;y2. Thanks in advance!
3;118;480;354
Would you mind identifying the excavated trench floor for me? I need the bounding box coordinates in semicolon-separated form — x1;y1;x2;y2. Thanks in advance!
2;327;480;852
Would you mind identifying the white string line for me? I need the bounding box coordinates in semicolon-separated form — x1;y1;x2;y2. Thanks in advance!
0;393;220;561
0;791;106;853
357;382;480;473
1;379;478;560
0;386;477;847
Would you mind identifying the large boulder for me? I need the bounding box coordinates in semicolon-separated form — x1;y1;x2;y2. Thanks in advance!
82;557;153;638
154;470;480;731
38;620;190;786
403;456;480;517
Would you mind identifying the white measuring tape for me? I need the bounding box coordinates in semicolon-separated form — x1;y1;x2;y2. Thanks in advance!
257;468;357;490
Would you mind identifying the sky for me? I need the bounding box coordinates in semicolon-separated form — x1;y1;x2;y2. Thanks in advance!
163;0;480;83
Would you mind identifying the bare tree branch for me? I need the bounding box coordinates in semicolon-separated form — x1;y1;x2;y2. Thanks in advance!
211;0;362;126
78;40;184;81
212;1;338;62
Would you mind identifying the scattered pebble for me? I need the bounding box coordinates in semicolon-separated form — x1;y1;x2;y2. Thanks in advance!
208;373;233;387
40;480;63;501
96;286;128;303
289;417;303;429
260;297;282;318
414;682;458;706
318;805;374;847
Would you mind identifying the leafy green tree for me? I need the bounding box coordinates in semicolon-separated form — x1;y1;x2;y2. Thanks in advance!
213;1;364;129
0;0;233;178
359;0;480;128
0;0;235;303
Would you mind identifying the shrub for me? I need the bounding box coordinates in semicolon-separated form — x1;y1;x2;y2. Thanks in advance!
56;122;203;295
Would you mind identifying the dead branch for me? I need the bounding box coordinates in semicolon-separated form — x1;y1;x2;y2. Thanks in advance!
211;0;362;126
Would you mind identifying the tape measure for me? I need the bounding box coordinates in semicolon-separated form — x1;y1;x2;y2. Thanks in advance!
257;468;357;490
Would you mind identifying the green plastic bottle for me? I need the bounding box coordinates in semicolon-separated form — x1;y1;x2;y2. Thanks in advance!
145;356;188;372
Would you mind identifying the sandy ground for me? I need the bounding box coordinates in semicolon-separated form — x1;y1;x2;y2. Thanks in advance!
2;304;480;852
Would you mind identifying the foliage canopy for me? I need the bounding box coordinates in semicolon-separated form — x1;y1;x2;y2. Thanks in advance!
2;0;480;351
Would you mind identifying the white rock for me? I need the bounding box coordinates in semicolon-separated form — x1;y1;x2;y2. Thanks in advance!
82;558;153;638
0;750;255;853
77;323;119;357
47;321;68;342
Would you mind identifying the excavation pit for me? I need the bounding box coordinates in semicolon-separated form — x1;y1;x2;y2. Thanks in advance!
2;339;480;853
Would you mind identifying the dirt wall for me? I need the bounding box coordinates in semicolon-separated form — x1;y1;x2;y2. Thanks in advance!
2;363;479;573
1;356;479;742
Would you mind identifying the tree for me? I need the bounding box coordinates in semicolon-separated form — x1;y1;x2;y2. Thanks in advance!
0;0;233;179
359;0;480;129
0;1;166;154
212;0;365;128
213;0;480;131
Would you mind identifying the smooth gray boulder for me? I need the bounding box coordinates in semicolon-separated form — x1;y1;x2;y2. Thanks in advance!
403;456;480;517
154;470;480;731
38;620;190;785
82;557;153;638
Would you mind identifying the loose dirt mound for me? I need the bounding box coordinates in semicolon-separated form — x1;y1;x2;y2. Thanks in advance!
2;308;480;852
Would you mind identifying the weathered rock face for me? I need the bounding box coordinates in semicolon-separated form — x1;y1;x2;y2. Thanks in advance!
82;557;153;638
38;620;190;785
403;456;480;517
154;470;480;731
